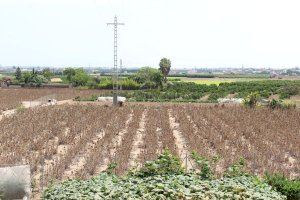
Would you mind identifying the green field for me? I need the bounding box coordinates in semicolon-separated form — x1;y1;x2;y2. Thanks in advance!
168;77;268;85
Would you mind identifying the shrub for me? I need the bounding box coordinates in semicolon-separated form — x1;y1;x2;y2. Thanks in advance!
87;79;98;89
97;78;113;89
71;69;90;87
191;151;219;179
265;173;300;200
224;157;247;177
268;99;283;109
278;85;300;99
268;99;296;109
16;105;26;113
243;92;260;108
282;102;296;109
23;72;48;87
133;67;163;89
120;79;140;90
132;150;184;177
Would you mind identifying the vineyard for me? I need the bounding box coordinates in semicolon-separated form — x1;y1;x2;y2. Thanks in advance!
0;103;299;198
0;88;106;111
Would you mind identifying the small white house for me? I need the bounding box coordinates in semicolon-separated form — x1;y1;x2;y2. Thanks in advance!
217;98;244;104
97;96;126;103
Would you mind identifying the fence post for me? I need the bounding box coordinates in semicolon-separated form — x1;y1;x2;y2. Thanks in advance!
114;152;117;175
40;157;44;194
185;151;188;172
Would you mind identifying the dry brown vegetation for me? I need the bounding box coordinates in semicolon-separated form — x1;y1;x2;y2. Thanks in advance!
0;103;299;197
0;88;105;111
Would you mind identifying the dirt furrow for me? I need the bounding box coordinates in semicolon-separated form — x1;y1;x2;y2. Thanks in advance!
83;107;131;177
111;108;144;174
62;130;106;179
168;109;193;170
142;108;161;163
94;110;134;173
159;107;177;155
128;109;148;169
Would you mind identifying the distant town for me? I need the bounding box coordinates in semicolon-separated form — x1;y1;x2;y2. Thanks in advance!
1;65;300;78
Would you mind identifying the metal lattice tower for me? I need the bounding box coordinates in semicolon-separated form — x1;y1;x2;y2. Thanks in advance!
107;16;124;105
119;59;123;90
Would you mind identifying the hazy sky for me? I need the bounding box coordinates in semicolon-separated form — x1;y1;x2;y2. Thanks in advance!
0;0;300;68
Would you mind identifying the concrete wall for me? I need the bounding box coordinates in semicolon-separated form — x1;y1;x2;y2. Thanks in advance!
0;165;31;199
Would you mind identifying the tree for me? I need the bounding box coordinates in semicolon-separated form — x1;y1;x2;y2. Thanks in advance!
42;68;53;80
71;68;90;87
23;72;32;84
63;68;76;82
133;67;163;89
23;71;47;87
15;67;22;81
159;58;171;82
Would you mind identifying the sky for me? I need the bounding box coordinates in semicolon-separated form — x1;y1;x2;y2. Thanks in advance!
0;0;300;69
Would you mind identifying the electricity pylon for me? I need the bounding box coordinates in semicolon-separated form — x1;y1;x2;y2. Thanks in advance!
107;16;124;105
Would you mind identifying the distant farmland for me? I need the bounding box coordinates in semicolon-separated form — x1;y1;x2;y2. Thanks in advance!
169;77;260;85
168;76;300;85
0;88;106;111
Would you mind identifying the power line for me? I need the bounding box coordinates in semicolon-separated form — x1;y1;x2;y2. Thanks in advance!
107;15;124;106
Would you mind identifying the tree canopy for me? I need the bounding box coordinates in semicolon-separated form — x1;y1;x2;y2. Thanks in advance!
63;68;76;82
42;68;53;80
71;68;90;87
23;69;48;87
159;58;171;82
133;67;163;89
15;67;22;81
63;68;90;86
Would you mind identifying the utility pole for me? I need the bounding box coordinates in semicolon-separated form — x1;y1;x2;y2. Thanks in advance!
107;16;124;106
119;59;123;90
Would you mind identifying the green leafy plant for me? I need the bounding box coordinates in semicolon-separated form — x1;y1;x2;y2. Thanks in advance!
268;99;296;109
191;151;219;179
106;162;117;174
282;102;296;109
265;173;300;200
278;85;300;99
42;152;286;200
132;67;163;89
71;68;90;87
16;104;26;113
243;92;260;108
268;99;283;109
224;157;247;177
132;149;184;177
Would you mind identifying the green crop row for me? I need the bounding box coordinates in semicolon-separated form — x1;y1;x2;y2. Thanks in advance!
43;151;295;199
120;80;300;102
